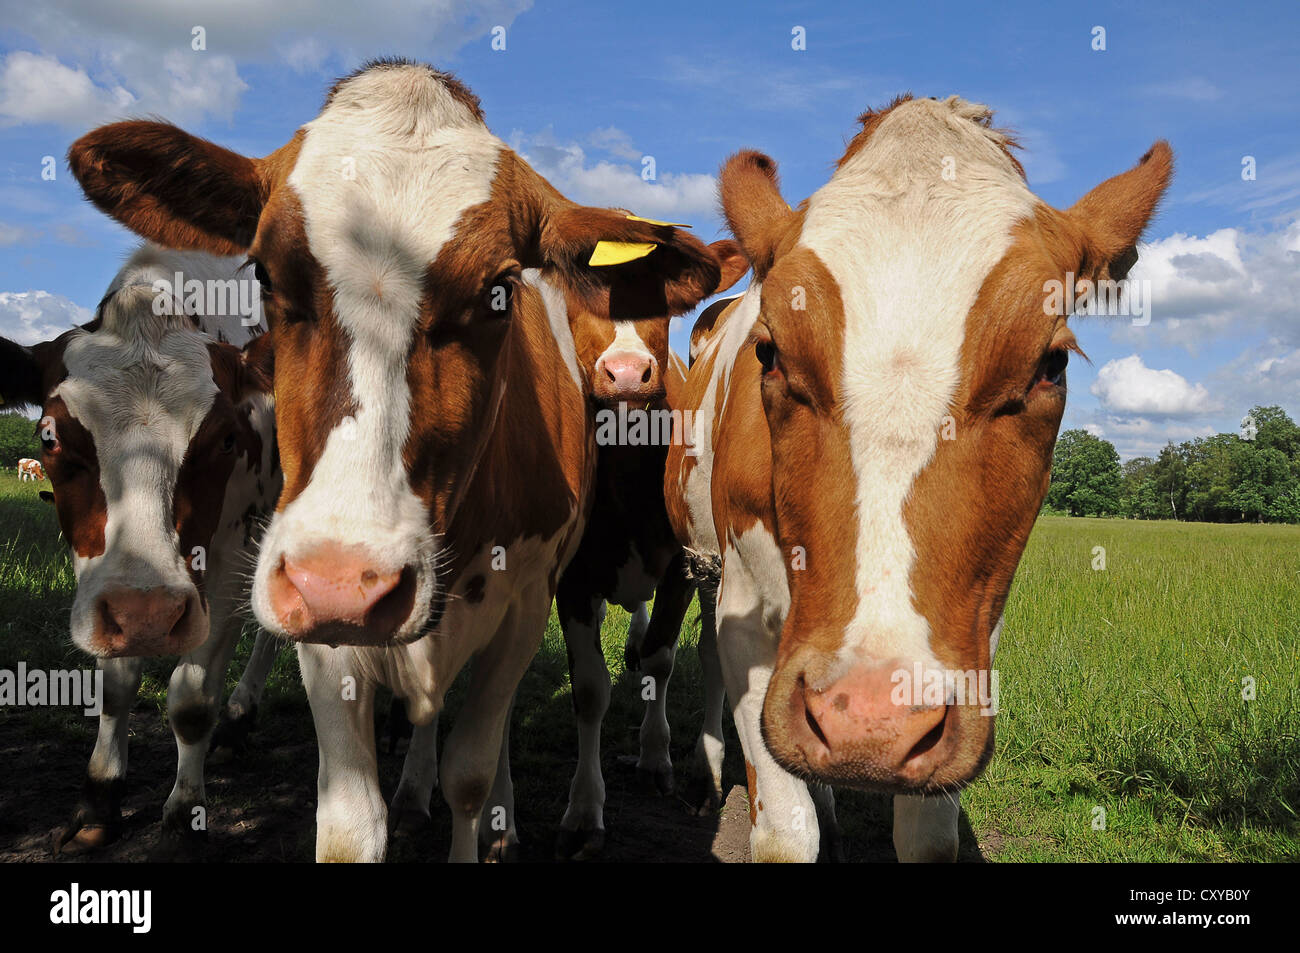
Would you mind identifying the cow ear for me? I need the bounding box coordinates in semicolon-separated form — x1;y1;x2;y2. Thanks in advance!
0;337;47;410
240;332;275;399
709;239;750;295
1068;141;1173;282
68;121;267;256
535;204;722;320
719;150;797;280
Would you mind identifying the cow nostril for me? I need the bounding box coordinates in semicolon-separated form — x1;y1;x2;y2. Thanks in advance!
904;707;948;763
99;600;122;637
603;362;617;382
640;365;652;383
802;679;831;752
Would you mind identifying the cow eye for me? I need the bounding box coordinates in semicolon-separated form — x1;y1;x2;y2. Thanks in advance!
1040;348;1068;388
37;417;59;454
220;432;237;454
251;259;273;293
484;277;515;317
755;339;779;375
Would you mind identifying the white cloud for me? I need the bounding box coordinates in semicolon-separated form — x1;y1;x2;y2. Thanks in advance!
0;222;37;246
1115;220;1300;351
0;51;135;128
0;290;93;345
510;128;718;220
587;126;643;161
0;0;532;126
1090;354;1216;416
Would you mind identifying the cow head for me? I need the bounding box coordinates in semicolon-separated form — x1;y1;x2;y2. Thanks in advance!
0;277;273;658
565;237;747;405
68;60;724;646
718;96;1171;792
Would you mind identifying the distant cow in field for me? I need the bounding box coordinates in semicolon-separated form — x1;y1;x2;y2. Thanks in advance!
68;59;733;861
666;95;1172;861
17;458;45;481
0;243;283;857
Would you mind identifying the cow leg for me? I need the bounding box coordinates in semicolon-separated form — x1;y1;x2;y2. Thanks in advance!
53;656;142;856
812;784;844;862
156;607;246;858
689;580;726;812
480;698;519;862
389;715;439;835
442;589;548;863
635;552;695;795
715;559;820;863
299;643;387;862
555;577;610;861
211;627;280;757
893;792;960;862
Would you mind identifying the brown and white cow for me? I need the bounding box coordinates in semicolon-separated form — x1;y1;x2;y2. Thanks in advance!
383;255;747;859
666;96;1172;862
67;60;729;861
0;243;282;856
17;457;46;481
551;247;746;859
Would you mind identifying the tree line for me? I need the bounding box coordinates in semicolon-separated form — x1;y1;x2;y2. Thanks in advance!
0;411;40;470
1046;405;1300;522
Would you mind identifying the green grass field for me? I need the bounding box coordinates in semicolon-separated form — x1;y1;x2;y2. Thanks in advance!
1;467;1296;861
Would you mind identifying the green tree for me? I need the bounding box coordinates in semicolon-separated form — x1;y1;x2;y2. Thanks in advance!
1047;430;1122;516
1244;405;1300;457
1120;456;1164;519
0;411;40;469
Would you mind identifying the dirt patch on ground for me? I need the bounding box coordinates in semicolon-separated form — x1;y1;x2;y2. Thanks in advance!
0;700;763;863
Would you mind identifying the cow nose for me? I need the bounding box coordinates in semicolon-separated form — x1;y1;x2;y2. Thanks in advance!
796;659;949;787
269;543;417;642
94;586;196;657
595;350;660;401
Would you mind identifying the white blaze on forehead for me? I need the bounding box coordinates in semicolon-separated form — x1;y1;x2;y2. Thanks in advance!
55;287;219;647
602;321;655;362
271;65;505;567
527;270;583;391
797;97;1035;671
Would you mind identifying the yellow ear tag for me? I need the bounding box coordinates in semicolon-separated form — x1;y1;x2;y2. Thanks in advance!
589;241;657;266
625;214;692;228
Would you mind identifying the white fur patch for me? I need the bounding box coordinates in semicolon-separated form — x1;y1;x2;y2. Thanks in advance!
527;269;583;390
797;97;1035;676
252;65;507;639
680;288;762;552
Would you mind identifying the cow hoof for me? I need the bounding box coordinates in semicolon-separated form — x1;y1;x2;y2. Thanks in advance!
636;762;675;796
52;821;121;857
554;825;605;862
684;775;723;817
210;706;258;761
484;837;521;863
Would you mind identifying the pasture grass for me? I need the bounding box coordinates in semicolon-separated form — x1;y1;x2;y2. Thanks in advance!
0;465;1295;861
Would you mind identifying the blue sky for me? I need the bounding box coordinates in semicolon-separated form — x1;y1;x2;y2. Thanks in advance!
1;0;1297;458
